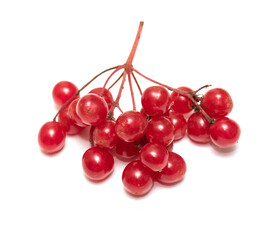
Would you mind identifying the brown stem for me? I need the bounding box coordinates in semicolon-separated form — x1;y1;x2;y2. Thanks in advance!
108;72;124;90
53;65;119;121
193;84;212;94
125;21;144;66
132;68;214;123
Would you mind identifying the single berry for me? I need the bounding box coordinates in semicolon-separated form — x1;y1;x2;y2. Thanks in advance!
139;142;169;172
156;152;186;184
209;117;241;148
38;121;66;153
115;139;140;160
52;81;78;107
58;104;83;135
141;86;170;116
201;88;233;118
115;111;148;142
122;160;154;196
82;147;114;181
146;116;174;146
168;112;187;141
89;87;114;110
187;112;211;143
68;98;88;127
92;120;118;149
76;93;108;126
169;86;193;114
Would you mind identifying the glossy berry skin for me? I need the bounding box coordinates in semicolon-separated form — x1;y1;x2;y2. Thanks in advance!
141;86;170;116
58;104;83;135
156;152;186;184
139;143;169;172
76;93;108;126
168;112;187;141
52;81;78;108
115;111;148;142
146;116;174;146
38;121;66;153
201;88;233;118
89;87;113;110
68;98;88;127
92;120;118;149
115;139;140;160
187;112;211;143
122;160;154;196
82;147;114;181
210;117;241;148
170;86;193;114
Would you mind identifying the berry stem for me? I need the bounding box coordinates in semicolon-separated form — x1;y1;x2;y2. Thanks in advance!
127;71;136;110
53;65;119;121
193;84;212;94
131;71;143;95
132;68;214;123
108;72;124;90
109;71;127;116
125;21;144;67
102;65;125;90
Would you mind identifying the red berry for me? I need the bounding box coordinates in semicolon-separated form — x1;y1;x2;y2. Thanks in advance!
156;152;186;184
92;120;118;149
38;121;66;153
52;81;78;107
201;88;233;118
76;93;108;126
89;87;114;110
141;86;170;116
209;117;241;148
115;139;140;160
170;86;193;114
82;147;114;181
187;112;211;143
168;112;187;141
58;104;83;135
115;111;148;142
122;160;154;196
146;116;174;146
139;142;169;172
68;98;88;127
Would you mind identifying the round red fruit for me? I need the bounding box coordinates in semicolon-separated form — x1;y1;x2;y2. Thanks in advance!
168;112;187;141
141;86;170;116
76;93;108;126
156;152;186;184
140;143;169;172
58;104;83;135
82;147;114;181
170;86;193;114
92;120;118;149
115;111;148;142
146;116;174;146
122;160;154;196
38;121;66;153
187;112;210;143
89;87;114;110
201;88;233;118
52;81;78;107
209;117;241;148
115;139;140;160
68;98;88;127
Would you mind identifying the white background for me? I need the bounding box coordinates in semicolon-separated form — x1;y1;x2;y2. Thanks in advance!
0;0;273;239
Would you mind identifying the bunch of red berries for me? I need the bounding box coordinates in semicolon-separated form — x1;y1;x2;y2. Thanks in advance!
38;22;241;196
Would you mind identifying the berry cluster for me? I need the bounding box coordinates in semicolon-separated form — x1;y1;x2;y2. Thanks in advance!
38;22;241;196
